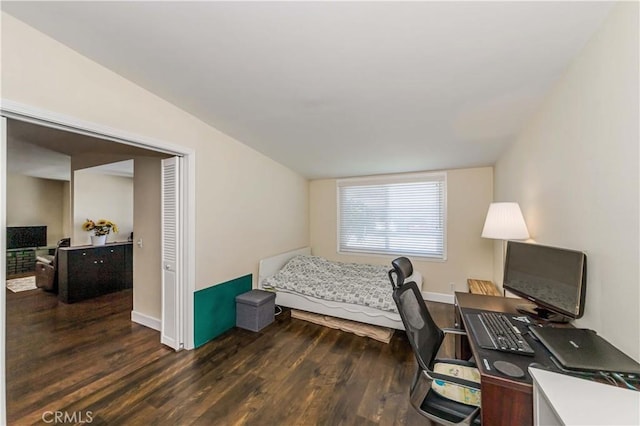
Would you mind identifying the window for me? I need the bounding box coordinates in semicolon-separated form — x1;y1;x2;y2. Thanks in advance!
337;172;446;259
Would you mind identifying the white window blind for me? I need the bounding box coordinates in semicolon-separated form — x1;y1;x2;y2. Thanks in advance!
337;173;446;259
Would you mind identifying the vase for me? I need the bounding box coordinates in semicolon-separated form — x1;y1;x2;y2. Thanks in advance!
91;235;107;246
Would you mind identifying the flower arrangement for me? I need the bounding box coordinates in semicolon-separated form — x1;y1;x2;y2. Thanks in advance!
82;219;119;236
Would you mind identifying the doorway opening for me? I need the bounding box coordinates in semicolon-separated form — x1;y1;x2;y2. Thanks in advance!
1;103;195;351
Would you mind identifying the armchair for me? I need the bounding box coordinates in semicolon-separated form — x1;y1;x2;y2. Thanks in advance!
35;237;70;292
389;257;482;425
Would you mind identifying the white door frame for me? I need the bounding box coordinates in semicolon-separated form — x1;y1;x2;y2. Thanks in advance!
0;100;196;351
1;116;8;425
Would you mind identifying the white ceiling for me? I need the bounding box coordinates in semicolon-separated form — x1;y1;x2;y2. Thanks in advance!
7;119;166;180
7;136;133;181
2;1;613;179
7;137;71;181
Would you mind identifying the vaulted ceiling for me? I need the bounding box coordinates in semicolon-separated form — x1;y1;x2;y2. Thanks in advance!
2;1;613;179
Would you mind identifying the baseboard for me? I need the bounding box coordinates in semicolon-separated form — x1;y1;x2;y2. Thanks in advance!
422;291;455;305
131;310;161;331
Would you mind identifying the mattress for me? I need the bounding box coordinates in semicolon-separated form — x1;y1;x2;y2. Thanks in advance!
261;254;397;313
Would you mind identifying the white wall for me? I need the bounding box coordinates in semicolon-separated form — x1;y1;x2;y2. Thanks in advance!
73;170;133;245
311;167;494;299
6;172;65;245
1;12;309;300
133;157;162;320
494;3;639;360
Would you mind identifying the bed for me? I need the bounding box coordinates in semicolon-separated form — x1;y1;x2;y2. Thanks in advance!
258;247;423;330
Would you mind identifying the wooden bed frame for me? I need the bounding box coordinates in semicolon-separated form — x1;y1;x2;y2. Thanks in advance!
258;247;423;330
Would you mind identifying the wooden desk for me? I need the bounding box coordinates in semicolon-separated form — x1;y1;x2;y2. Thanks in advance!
455;292;558;426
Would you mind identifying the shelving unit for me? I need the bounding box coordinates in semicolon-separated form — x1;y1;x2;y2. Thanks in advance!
467;278;501;296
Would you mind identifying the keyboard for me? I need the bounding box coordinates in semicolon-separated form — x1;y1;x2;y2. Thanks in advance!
465;311;535;356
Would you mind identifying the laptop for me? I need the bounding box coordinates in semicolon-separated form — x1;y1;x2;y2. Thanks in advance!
530;327;640;375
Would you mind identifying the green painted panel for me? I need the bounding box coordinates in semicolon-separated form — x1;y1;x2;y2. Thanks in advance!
194;274;252;348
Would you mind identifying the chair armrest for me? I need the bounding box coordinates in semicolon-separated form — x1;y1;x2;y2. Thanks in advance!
36;255;54;265
435;328;470;361
434;358;476;368
436;357;478;368
442;327;467;336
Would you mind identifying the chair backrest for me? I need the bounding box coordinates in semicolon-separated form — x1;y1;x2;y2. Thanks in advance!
388;256;413;290
392;281;445;371
53;238;71;265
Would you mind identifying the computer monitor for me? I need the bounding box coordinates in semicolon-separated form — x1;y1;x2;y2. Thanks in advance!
503;241;587;323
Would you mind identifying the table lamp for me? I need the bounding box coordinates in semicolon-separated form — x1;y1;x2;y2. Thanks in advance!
481;201;530;269
481;202;530;241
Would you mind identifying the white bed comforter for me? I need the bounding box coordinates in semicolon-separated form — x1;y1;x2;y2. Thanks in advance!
261;255;397;313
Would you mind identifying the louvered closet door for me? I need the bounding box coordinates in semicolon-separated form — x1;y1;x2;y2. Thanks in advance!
161;156;182;350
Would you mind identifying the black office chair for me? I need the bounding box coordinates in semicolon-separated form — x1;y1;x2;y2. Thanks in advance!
388;256;414;288
389;257;482;425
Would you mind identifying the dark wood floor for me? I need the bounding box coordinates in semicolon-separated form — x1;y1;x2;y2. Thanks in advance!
6;287;454;425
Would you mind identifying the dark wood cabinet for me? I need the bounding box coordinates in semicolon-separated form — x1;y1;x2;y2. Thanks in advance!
57;242;133;303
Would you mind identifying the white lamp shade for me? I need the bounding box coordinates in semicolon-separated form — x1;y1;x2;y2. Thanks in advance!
481;202;530;240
